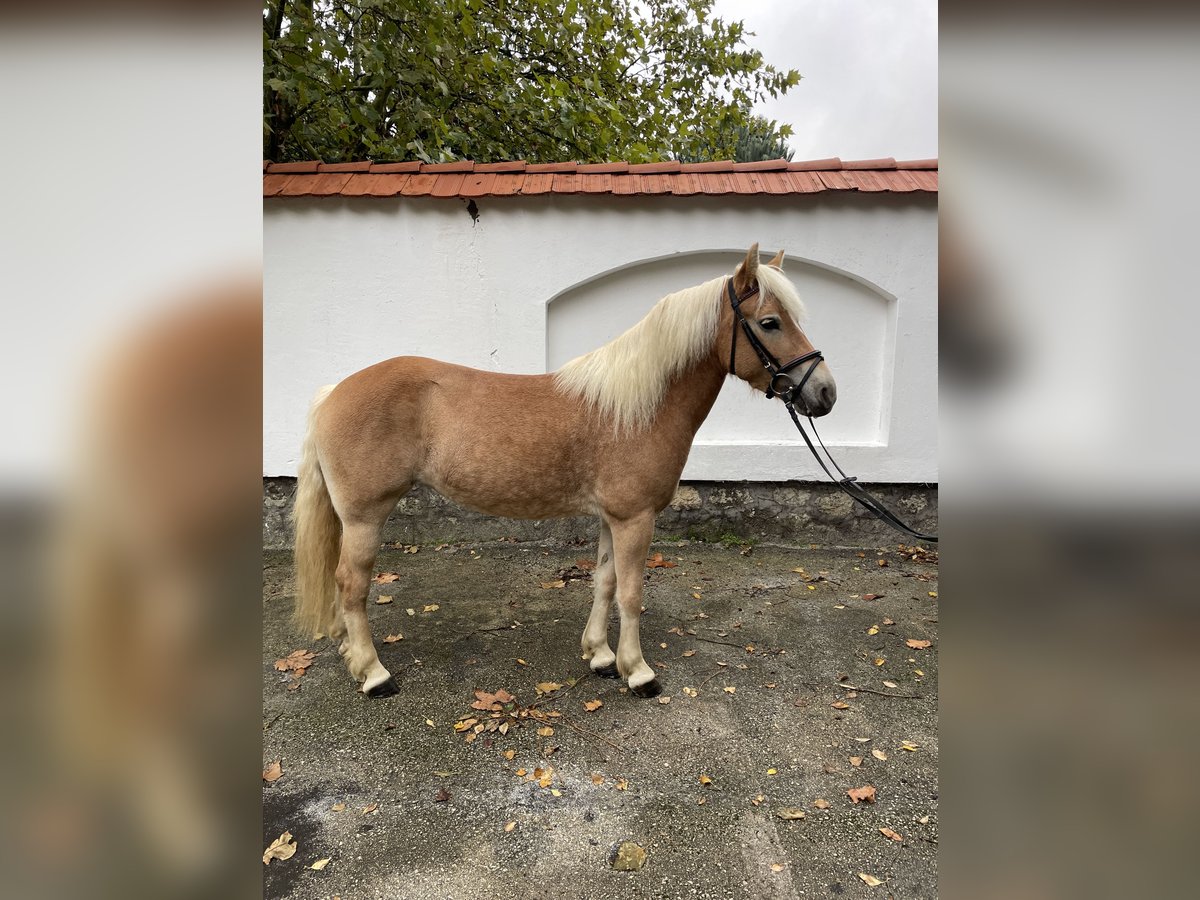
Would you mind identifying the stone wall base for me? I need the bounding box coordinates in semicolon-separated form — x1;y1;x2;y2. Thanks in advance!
263;479;938;549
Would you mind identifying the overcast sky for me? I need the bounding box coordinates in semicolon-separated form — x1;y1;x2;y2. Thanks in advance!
710;0;937;161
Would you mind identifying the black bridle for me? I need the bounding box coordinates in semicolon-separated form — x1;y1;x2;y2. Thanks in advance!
727;277;938;543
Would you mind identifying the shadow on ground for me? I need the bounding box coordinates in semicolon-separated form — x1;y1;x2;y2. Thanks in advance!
263;540;938;899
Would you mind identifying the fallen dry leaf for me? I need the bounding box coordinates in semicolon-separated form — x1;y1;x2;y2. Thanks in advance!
361;803;379;814
777;807;806;820
540;580;566;589
723;686;736;695
658;696;671;705
882;680;898;688
698;774;713;786
831;701;850;710
583;700;603;712
591;773;604;786
537;726;554;737
383;633;404;643
330;802;346;812
262;831;297;865
373;573;400;584
646;553;677;569
882;617;894;625
504;821;516;832
872;749;888;761
434;788;450;802
504;749;516;760
906;639;932;650
273;649;316;673
682;686;698;697
874;657;886;666
615;778;629;791
859;872;884;887
850;756;863;767
863;593;883;601
471;688;516;710
879;826;904;842
867;625;880;636
376;595;393;604
812;798;831;809
847;785;877;804
900;741;919;752
770;863;784;873
263;760;283;783
535;682;562;695
423;604;440;613
310;857;331;870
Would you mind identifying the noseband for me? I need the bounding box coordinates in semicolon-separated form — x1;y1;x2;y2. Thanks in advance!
725;277;938;543
727;278;824;405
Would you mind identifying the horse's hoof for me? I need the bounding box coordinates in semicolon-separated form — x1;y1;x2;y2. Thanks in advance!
593;663;619;679
364;676;400;698
630;677;662;699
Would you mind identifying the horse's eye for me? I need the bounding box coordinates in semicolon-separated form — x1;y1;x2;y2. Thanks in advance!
759;318;780;331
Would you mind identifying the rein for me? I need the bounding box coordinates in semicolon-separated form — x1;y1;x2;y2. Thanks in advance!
727;278;938;544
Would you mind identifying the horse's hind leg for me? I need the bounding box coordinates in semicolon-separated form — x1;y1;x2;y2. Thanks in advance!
609;510;660;697
336;516;397;697
581;519;618;677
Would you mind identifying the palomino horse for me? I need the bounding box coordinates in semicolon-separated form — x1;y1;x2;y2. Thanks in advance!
293;244;836;698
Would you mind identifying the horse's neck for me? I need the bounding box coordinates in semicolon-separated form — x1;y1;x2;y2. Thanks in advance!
652;350;728;439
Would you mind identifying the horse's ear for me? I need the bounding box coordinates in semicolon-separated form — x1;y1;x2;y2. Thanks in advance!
733;243;760;293
767;249;785;269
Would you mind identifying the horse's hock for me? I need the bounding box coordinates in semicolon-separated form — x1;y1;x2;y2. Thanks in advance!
262;478;937;549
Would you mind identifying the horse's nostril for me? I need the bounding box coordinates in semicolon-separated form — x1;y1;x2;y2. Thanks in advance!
820;385;832;406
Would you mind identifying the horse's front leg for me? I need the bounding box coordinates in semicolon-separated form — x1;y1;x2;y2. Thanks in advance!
581;519;618;677
609;511;661;697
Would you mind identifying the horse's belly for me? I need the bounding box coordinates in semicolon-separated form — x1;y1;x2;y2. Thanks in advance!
422;461;595;520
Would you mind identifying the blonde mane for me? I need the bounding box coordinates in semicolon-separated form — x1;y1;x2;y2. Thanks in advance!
554;263;806;431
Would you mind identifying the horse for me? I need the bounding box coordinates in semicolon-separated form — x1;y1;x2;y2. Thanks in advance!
292;244;837;699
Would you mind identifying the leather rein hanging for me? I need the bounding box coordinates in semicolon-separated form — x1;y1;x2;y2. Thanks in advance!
727;278;938;544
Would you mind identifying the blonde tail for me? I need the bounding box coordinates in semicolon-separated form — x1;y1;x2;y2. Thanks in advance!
292;385;341;638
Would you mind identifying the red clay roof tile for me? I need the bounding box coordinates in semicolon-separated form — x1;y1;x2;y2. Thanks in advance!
526;161;578;173
489;173;523;195
422;161;474;173
844;158;897;170
732;159;790;172
788;158;842;171
551;173;580;193
263;158;937;198
370;161;422;174
458;173;497;197
401;173;439;195
339;173;409;197
680;160;735;172
263;174;294;197
317;161;373;173
269;161;321;174
580;173;613;193
628;161;681;174
475;161;526;173
429;173;468;197
520;173;554;194
578;162;628;174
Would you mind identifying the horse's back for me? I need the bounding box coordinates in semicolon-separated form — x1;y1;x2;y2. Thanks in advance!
316;356;597;518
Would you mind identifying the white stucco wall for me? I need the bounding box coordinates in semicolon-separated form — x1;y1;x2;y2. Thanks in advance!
264;193;936;482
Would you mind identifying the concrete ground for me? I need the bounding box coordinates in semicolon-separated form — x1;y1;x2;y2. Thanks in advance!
263;539;938;899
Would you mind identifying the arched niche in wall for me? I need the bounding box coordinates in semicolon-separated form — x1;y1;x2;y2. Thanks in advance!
545;250;896;447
